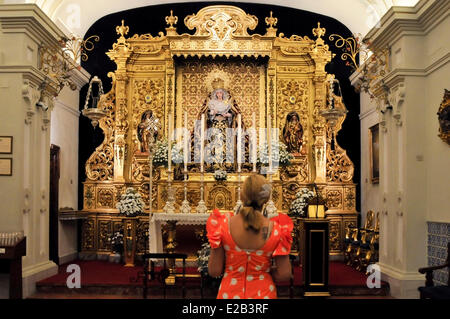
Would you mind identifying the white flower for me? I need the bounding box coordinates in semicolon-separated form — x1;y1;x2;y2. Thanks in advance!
289;187;315;217
116;187;145;217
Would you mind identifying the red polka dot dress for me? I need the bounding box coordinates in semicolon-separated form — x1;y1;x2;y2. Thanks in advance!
206;209;294;299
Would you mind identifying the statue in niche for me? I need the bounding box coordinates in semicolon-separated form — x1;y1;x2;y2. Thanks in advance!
283;111;304;154
197;78;244;169
137;110;160;153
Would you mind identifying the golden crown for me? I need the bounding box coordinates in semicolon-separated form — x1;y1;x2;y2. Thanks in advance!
211;78;225;90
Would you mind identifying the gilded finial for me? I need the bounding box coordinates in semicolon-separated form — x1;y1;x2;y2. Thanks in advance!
165;10;178;28
265;11;278;29
312;22;326;41
116;20;129;38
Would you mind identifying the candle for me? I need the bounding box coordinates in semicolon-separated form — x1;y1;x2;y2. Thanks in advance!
267;114;272;173
184;111;188;172
237;114;242;168
200;114;205;172
252;112;257;172
168;115;172;172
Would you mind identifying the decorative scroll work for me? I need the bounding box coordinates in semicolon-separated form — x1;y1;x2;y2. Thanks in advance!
326;144;354;183
325;92;354;183
85;73;116;181
184;6;258;38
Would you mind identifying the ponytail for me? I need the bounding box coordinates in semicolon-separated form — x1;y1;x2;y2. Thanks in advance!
239;206;263;233
238;174;271;233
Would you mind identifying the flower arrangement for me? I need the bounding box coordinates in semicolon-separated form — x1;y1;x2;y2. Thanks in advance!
152;139;184;167
213;170;227;181
197;242;211;276
116;187;144;217
258;141;293;167
288;188;315;217
108;231;124;254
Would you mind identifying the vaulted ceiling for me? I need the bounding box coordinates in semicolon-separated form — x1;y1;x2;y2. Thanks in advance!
12;0;419;37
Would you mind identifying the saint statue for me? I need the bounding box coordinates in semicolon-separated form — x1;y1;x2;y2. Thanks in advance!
197;79;243;169
283;111;303;154
137;110;160;153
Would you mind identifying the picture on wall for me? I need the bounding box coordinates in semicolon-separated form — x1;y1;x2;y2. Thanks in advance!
369;124;380;184
0;136;13;154
0;158;12;176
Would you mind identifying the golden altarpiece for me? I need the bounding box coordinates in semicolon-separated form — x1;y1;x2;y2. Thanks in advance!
80;5;358;260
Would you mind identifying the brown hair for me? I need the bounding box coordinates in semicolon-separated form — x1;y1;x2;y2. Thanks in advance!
239;174;271;233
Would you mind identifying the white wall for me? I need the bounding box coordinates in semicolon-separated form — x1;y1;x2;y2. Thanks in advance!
50;86;80;263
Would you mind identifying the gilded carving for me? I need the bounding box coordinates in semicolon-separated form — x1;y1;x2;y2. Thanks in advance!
277;79;309;150
85;75;116;181
326;145;354;183
136;220;149;254
82;218;95;250
329;221;341;251
344;187;356;211
139;182;158;210
282;182;301;210
84;185;95;209
207;186;233;210
326;189;342;209
97;188;115;208
131;78;165;155
184;6;258;38
98;220;112;251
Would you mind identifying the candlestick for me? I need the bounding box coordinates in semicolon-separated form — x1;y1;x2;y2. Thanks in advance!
163;114;176;214
267;114;272;174
200;114;205;172
237;114;242;166
252;112;257;172
265;113;276;216
180;111;191;214
234;114;243;212
168;115;172;172
184;112;188;172
196;114;207;214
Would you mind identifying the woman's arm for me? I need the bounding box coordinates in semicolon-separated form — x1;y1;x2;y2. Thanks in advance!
208;246;225;277
271;255;292;282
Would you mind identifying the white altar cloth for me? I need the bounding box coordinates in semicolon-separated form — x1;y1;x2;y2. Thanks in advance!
149;213;210;254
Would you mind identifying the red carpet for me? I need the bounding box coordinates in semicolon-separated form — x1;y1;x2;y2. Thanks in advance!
37;260;387;288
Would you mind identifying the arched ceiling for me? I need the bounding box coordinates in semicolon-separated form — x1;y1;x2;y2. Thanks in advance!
9;0;419;37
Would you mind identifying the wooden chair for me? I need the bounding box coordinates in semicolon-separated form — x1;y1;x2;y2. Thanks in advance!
142;253;187;299
350;211;375;269
344;224;358;265
418;242;450;299
359;212;380;272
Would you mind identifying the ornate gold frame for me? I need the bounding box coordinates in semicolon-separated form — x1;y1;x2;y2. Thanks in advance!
438;89;450;145
368;123;380;184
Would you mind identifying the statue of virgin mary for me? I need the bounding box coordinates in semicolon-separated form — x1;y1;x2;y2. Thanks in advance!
198;80;243;169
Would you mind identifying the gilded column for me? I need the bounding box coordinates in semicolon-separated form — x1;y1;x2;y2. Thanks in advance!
310;22;332;184
107;20;132;183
